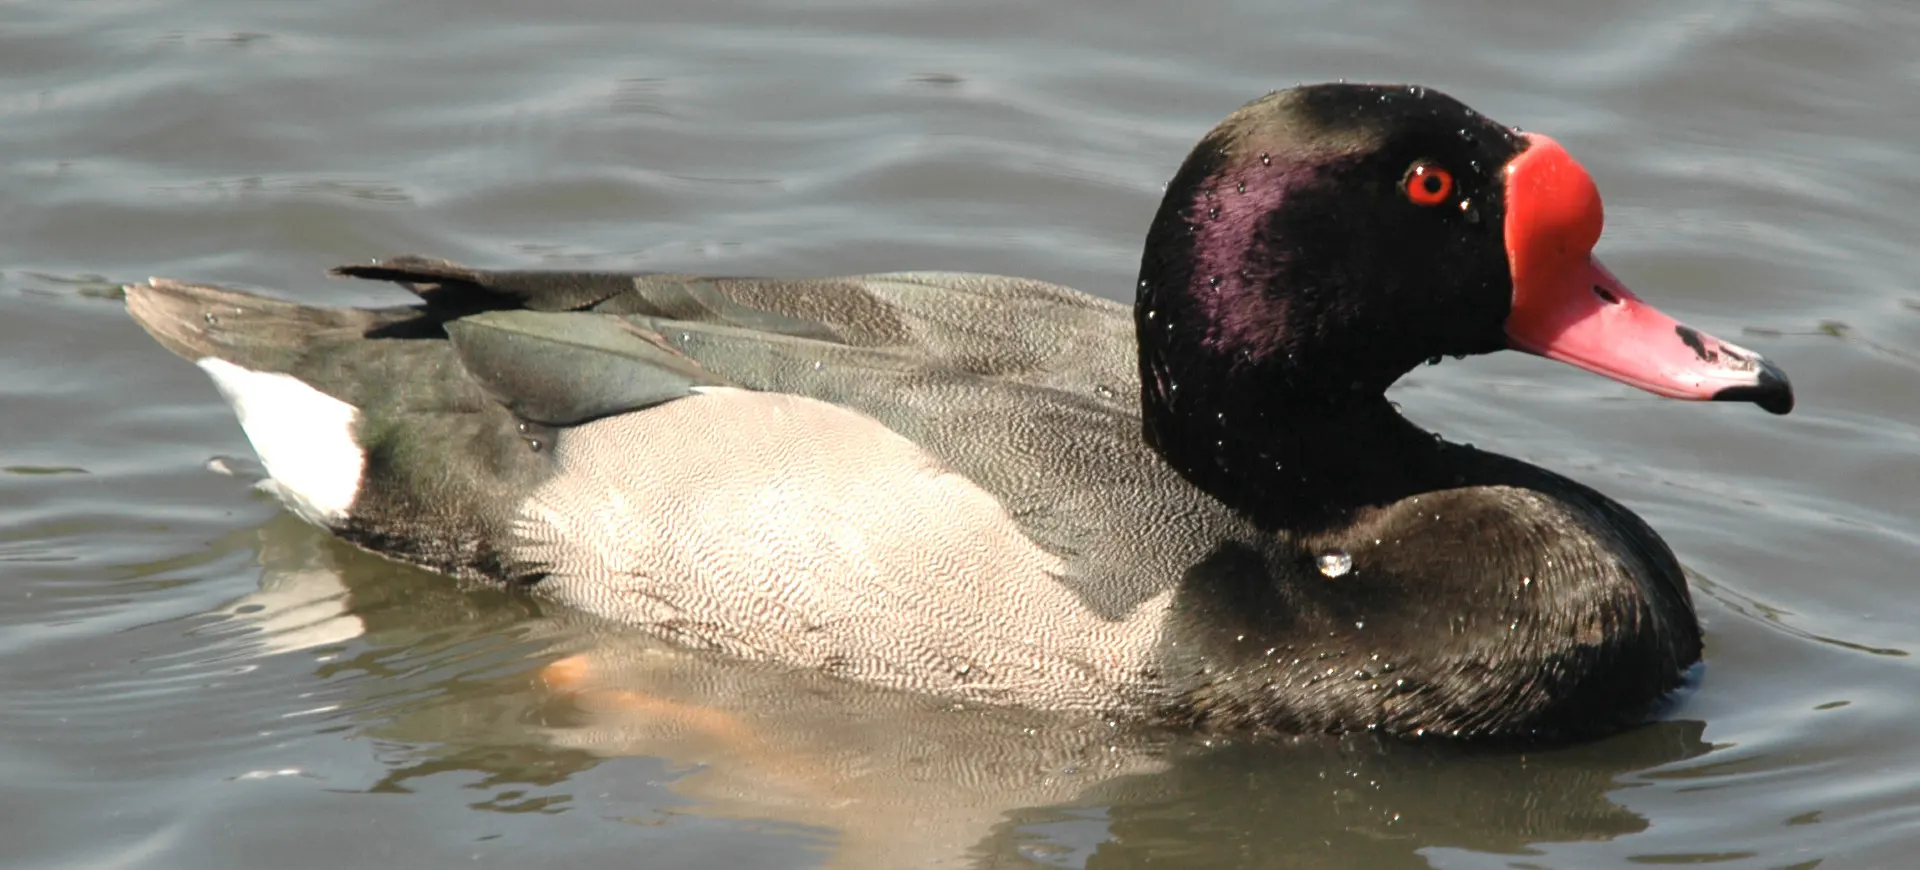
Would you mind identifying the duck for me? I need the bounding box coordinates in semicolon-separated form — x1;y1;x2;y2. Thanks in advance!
124;83;1793;741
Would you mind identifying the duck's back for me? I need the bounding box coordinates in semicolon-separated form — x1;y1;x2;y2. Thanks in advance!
127;260;1254;712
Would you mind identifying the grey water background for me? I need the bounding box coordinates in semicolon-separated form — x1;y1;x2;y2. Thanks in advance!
4;0;1918;867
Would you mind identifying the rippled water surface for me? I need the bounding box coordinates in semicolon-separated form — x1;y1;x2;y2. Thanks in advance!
6;0;1919;867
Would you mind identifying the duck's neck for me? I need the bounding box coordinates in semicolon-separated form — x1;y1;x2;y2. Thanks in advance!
1138;355;1457;529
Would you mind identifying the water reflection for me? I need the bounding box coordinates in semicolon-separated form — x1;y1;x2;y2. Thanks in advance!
209;514;1712;868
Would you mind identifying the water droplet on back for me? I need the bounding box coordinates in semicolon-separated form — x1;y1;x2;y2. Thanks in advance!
1317;550;1352;578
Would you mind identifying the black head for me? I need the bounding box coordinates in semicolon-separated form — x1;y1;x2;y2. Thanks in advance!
1133;83;1792;507
1137;84;1526;413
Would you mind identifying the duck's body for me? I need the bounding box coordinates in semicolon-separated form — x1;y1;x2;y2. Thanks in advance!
126;84;1792;740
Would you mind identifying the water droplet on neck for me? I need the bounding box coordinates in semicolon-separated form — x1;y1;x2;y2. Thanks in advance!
1093;384;1115;399
1260;153;1271;166
1317;550;1352;578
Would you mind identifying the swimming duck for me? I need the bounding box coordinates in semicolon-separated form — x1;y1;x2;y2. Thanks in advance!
125;83;1792;741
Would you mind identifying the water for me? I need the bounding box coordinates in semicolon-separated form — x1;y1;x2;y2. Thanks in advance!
5;0;1918;867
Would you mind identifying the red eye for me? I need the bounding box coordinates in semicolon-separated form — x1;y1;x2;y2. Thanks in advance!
1404;163;1453;206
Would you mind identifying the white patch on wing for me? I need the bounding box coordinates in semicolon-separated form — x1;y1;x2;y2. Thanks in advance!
196;358;364;525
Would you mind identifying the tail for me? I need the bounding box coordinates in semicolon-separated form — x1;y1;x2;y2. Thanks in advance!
125;277;409;370
124;276;536;582
126;278;374;526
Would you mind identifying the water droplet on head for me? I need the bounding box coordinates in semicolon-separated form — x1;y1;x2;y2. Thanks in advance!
811;360;824;372
1093;384;1115;399
1317;550;1352;578
1235;181;1246;194
1426;355;1443;366
1260;152;1271;166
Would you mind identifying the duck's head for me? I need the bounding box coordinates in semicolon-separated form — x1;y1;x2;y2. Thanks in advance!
1136;83;1793;427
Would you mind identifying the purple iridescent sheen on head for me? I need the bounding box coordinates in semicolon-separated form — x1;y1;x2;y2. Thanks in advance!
1182;155;1331;365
